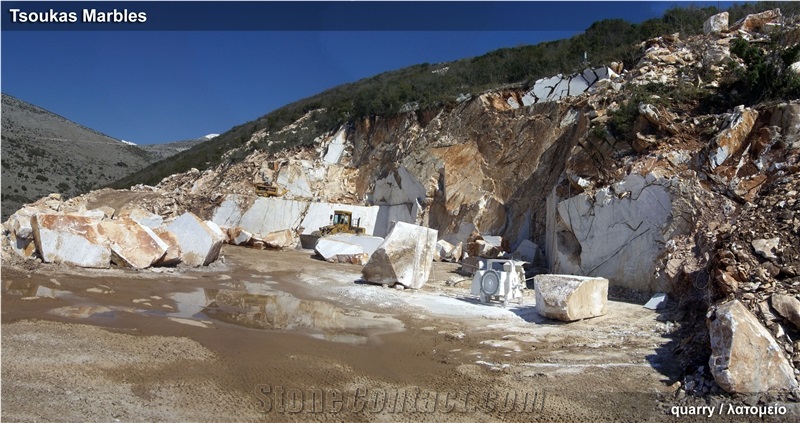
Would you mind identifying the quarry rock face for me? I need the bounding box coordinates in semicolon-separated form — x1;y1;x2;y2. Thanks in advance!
167;92;585;258
362;222;438;289
371;166;426;206
214;196;307;238
31;213;111;268
274;160;315;198
546;174;675;291
100;218;168;269
165;212;224;266
212;195;382;238
347;100;586;248
323;128;347;164
521;66;617;106
707;300;797;393
534;275;608;321
512;239;539;263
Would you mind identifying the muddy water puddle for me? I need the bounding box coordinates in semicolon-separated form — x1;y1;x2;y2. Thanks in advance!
2;277;403;345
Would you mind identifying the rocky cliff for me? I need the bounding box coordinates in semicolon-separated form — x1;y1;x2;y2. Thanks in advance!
150;95;586;256
56;10;798;297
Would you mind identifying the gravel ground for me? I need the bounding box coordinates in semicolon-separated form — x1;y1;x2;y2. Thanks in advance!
4;246;795;422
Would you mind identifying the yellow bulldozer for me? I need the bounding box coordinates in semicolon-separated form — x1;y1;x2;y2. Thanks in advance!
319;210;366;236
254;182;286;198
301;210;367;249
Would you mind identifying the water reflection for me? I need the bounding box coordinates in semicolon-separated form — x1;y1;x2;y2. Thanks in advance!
159;281;401;342
203;289;393;332
4;278;402;344
170;289;209;319
3;280;80;301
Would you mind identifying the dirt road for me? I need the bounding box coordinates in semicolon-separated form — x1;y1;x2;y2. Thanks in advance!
2;245;711;422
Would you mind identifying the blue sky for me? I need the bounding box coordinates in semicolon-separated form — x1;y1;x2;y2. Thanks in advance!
1;2;724;144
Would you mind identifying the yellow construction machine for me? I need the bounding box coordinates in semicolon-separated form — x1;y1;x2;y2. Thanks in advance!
319;210;366;236
254;183;286;198
301;210;367;249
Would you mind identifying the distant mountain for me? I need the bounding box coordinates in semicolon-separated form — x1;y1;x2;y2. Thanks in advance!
138;136;216;162
0;93;156;219
0;95;222;219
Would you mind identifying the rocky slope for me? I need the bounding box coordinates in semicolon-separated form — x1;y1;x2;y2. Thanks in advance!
0;94;216;220
4;7;800;399
0;94;156;219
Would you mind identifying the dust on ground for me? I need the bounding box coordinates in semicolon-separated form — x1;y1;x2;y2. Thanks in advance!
2;245;780;422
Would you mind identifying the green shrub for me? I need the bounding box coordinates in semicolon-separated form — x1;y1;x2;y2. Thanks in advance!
728;34;800;104
606;84;665;140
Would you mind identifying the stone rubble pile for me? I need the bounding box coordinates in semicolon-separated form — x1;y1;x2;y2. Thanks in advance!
3;193;223;269
708;172;800;381
156;145;362;207
85;187;187;220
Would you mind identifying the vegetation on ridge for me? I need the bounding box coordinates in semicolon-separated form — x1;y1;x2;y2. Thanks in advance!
109;1;800;189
